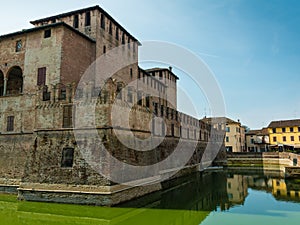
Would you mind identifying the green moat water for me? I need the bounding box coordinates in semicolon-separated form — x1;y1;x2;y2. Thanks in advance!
1;170;300;225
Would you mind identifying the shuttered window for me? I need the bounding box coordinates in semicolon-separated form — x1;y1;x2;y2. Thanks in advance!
7;116;14;132
63;105;74;128
37;67;46;86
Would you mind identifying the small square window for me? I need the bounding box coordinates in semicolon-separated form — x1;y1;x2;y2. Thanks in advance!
61;148;74;168
291;136;295;142
283;136;286;142
44;29;51;38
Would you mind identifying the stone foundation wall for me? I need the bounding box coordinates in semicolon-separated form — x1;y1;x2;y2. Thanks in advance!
0;134;33;184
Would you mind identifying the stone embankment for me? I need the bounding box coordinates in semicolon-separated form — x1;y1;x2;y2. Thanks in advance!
226;152;300;178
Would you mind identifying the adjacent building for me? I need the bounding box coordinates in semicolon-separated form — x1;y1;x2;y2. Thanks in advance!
246;128;269;152
202;117;246;152
267;119;300;151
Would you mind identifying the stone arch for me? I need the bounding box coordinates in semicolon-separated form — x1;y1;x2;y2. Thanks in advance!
7;66;23;96
0;70;4;96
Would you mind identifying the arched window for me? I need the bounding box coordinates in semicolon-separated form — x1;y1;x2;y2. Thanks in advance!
0;70;4;96
7;66;23;96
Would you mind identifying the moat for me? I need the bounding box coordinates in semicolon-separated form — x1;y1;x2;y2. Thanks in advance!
1;169;300;225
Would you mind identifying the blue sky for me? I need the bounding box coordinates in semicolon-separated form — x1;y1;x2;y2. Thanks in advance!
1;0;300;129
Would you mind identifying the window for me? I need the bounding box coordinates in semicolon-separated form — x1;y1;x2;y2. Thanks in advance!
128;38;131;49
161;105;164;116
109;21;112;35
282;127;286;133
166;107;169;119
116;83;122;99
273;136;277;142
73;15;79;28
127;87;133;103
226;136;229;142
133;42;136;52
130;68;133;79
16;40;22;52
37;67;46;86
250;138;254;144
85;11;91;26
290;127;294;132
298;127;300;132
122;33;125;45
283;136;286;142
42;87;50;101
61;148;74;168
63;105;73;128
291;136;295;142
145;95;150;108
44;29;51;38
137;91;142;106
100;14;105;29
272;128;276;133
7;116;14;132
162;123;165;136
154;103;158;115
103;45;106;54
228;182;232;189
226;127;230;132
171;124;175;136
59;86;66;100
115;27;119;40
159;71;163;80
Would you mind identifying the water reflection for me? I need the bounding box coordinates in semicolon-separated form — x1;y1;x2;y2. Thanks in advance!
1;170;300;225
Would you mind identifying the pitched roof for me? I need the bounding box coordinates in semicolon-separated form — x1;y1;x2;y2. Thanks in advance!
0;22;96;43
246;128;268;136
202;117;241;125
267;119;300;128
246;129;261;135
30;5;139;43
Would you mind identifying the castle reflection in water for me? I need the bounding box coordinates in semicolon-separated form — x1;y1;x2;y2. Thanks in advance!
122;169;300;212
1;170;300;225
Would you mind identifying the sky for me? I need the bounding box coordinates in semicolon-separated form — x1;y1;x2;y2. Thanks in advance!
1;0;300;129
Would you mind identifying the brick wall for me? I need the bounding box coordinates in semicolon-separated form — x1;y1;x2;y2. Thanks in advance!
60;27;96;85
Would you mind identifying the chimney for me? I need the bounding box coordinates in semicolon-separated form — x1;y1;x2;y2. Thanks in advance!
169;66;172;72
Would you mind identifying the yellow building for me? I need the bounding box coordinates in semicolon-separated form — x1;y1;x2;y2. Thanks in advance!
272;179;300;202
268;119;300;151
